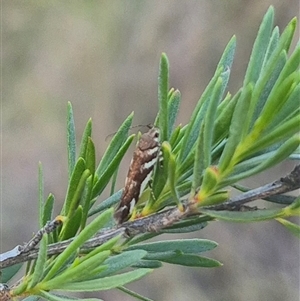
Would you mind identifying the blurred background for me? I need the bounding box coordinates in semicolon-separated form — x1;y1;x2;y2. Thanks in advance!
1;1;299;300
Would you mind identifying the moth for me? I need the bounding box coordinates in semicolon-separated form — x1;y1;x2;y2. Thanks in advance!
114;127;161;224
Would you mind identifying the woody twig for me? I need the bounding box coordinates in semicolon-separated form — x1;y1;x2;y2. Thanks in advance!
1;164;299;270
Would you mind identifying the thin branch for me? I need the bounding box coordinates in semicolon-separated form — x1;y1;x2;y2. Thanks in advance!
1;165;299;270
205;164;300;211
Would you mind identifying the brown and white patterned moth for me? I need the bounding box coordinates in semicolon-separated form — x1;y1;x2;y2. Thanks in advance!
114;127;160;224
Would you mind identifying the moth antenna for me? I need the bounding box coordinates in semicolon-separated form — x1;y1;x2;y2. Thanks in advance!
105;124;156;141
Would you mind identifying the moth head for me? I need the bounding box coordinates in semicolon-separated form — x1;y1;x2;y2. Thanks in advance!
138;127;160;151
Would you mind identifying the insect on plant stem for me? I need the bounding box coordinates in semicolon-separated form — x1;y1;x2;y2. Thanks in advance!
114;127;161;224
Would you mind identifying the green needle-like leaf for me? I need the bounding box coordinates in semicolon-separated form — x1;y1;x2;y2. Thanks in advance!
160;254;222;268
42;194;55;229
243;6;274;86
56;269;152;291
79;118;92;159
158;53;169;141
62;157;86;215
67;102;76;178
276;218;300;238
60;206;83;240
85;137;96;177
80;175;93;229
96;250;147;278
43;251;110;289
218;83;253;172
0;263;23;283
40;291;102;301
28;235;48;289
127;239;217;254
203;77;224;168
167;89;181;138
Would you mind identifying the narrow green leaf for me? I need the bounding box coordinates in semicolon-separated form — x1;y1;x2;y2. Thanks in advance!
251;134;300;172
275;43;300;86
276;218;300;238
44;251;110;289
179;67;223;162
217;35;236;71
243;6;274;85
127;239;217;254
168;90;181;138
221;136;300;186
67;102;76;178
42;194;55;229
82;235;121;259
60;206;83;240
286;197;300;212
158;53;169;141
262;26;279;68
57;269;152;291
96;250;147;278
132;260;162;269
243;114;300;158
213;91;239;144
267;83;300;131
95;113;133;178
44;208;113;281
0;264;23;283
169;124;183;149
201;208;284;222
40;291;103;301
197;166;220;199
79;118;92;159
161;254;222;267
92;135;135;199
218;83;253;172
199;191;229;207
251;51;286;126
144;251;177;261
11;281;28;296
192;123;204;193
117;286;154;301
203;77;224;168
62;158;86;215
264;195;296;205
80;175;93;229
150;141;171;202
110;166;119;196
85;138;96;177
88;190;122;217
253;71;298;133
28;235;48;288
167;149;181;207
277;17;297;54
66;169;91;220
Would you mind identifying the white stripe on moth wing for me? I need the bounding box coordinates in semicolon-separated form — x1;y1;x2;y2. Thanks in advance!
145;146;160;156
129;198;137;214
142;156;159;171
